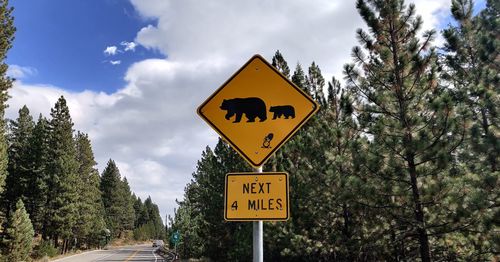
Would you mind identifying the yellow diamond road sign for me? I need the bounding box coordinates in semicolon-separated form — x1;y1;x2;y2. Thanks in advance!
197;55;319;167
225;172;289;221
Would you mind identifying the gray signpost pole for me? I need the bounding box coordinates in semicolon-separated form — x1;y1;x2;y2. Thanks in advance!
253;166;263;262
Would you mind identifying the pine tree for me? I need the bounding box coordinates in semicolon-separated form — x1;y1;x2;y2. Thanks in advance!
271;50;291;78
344;0;464;260
0;0;16;196
442;0;499;259
44;96;79;252
120;177;136;232
443;0;499;173
132;195;141;228
28;114;50;234
173;140;252;260
136;197;150;228
2;199;34;261
4;106;34;212
73;132;105;248
291;63;308;93
306;62;327;107
101;159;133;238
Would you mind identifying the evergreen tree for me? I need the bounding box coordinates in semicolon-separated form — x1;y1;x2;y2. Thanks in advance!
306;62;327;107
271;50;291;78
120;177;136;232
173;140;252;260
442;0;499;259
28;115;50;234
443;0;499;173
291;63;308;93
143;197;161;238
132;195;142;228
101;159;135;238
137;198;150;228
2;199;34;261
344;0;464;260
44;96;79;252
4;106;34;212
0;0;16;196
73;132;105;248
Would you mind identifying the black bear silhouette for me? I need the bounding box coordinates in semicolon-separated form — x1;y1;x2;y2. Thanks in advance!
220;97;267;123
270;105;295;119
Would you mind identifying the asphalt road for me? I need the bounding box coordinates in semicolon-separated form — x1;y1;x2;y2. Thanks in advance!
52;244;164;262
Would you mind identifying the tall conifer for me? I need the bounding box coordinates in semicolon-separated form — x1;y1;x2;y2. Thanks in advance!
120;177;136;232
442;0;499;259
74;132;105;247
29;115;50;234
5;106;34;211
344;0;464;260
101;159;135;238
0;0;15;196
45;96;79;252
271;50;291;78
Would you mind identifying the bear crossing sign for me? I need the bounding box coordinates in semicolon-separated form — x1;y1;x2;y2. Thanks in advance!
198;54;319;167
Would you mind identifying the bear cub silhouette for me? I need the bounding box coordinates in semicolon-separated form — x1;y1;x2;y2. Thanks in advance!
220;97;267;123
270;105;295;119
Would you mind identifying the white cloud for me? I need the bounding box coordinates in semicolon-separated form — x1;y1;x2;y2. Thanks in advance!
7;65;37;79
104;46;118;56
7;0;452;219
411;0;451;46
121;41;138;52
110;60;121;65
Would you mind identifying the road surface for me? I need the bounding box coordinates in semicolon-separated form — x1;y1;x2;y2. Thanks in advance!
52;244;164;262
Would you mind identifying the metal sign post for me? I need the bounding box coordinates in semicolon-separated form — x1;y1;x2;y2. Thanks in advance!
253;166;263;262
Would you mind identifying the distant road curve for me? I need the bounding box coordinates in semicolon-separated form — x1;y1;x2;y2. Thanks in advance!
52;244;163;262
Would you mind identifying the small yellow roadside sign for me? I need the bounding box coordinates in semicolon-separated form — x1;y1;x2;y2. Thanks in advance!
197;55;319;167
225;172;289;221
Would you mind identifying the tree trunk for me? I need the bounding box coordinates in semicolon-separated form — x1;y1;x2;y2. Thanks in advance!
61;238;66;254
408;156;431;262
342;203;354;261
480;107;497;171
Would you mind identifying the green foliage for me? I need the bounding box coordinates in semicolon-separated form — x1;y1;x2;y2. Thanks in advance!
441;0;499;259
133;196;166;241
100;159;125;236
120;178;136;232
32;240;58;259
271;50;291;78
44;96;80;250
0;0;16;196
172;140;252;260
100;160;137;238
73;132;106;248
27;115;50;234
5;106;34;211
0;96;165;255
343;0;470;260
2;199;34;261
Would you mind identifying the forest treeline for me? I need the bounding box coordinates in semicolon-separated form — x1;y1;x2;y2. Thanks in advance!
169;0;498;261
0;2;165;261
0;98;166;260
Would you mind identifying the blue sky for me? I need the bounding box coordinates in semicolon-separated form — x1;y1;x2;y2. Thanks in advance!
7;0;162;93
